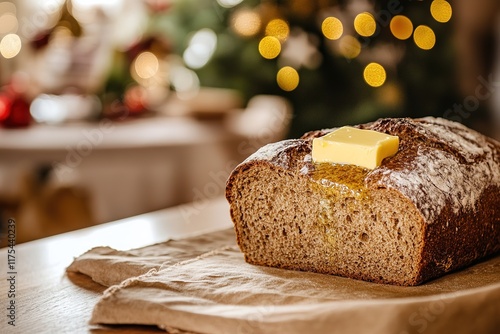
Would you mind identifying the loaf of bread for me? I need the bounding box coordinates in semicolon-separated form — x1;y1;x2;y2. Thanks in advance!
225;117;500;286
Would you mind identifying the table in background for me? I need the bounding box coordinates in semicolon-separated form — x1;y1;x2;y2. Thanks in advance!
0;94;290;242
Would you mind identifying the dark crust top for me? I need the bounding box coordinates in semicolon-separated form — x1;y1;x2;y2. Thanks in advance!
227;117;500;224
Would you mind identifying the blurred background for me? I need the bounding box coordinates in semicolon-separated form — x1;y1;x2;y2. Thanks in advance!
0;0;499;244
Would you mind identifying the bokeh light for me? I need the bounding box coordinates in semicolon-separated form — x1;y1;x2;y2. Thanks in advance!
265;19;289;42
231;9;261;37
183;28;217;69
133;51;159;79
390;15;413;40
354;12;376;37
30;94;68;124
216;0;244;8
339;35;361;59
363;63;386;87
0;34;22;59
322;17;343;40
170;65;200;100
413;25;435;50
0;2;16;15
430;0;452;23
277;66;299;91
259;36;281;59
0;13;18;35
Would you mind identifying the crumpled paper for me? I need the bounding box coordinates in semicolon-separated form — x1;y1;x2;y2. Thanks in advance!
67;229;236;287
68;229;500;334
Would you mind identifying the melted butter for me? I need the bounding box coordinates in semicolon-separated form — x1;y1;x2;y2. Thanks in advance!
309;162;370;198
309;162;371;253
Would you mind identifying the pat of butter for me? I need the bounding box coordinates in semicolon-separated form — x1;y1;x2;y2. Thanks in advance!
312;126;399;169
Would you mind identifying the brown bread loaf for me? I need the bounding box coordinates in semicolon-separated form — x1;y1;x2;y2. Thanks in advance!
225;117;500;286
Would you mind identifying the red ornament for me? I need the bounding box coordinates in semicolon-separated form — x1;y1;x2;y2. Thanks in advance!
0;94;10;121
0;91;31;128
144;0;172;13
124;85;148;114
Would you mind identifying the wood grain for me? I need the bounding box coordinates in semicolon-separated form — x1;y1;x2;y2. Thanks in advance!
0;197;232;333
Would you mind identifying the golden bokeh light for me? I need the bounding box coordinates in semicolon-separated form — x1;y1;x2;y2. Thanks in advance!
413;25;436;50
265;19;289;42
430;0;452;23
277;66;299;91
390;15;413;40
134;51;159;79
259;36;281;59
354;12;376;37
0;34;21;59
322;17;343;40
376;82;403;107
231;9;261;37
363;62;386;87
339;35;361;59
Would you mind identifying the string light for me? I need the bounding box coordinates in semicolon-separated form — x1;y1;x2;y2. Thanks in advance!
265;19;289;42
231;9;261;37
0;12;18;35
430;0;452;23
322;17;343;40
277;66;299;91
363;63;386;87
133;52;159;79
216;0;243;8
390;15;413;40
338;35;361;59
259;36;281;59
354;12;376;37
0;34;21;59
246;0;451;90
413;25;435;50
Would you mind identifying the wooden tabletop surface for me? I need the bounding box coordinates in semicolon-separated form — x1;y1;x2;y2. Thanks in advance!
0;197;233;333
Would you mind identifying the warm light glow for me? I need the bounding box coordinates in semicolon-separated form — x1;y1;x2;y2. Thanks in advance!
134;51;159;79
183;28;217;69
339;35;361;59
413;25;435;50
30;94;68;124
322;17;343;40
277;66;299;91
0;13;18;35
430;0;452;23
376;82;403;107
71;0;122;13
354;12;376;37
216;0;243;8
170;65;200;100
0;2;16;15
259;36;281;59
0;34;21;59
265;19;289;42
231;9;261;37
363;63;386;87
390;15;413;40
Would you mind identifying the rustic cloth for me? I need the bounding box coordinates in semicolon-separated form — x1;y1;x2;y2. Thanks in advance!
68;229;500;334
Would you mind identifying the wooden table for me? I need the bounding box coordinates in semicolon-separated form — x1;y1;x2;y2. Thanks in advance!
0;197;233;333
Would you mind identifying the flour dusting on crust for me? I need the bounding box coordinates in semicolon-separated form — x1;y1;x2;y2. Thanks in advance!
367;117;500;222
234;117;500;224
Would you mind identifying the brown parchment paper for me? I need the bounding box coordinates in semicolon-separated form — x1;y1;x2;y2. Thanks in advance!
69;229;500;334
67;229;237;287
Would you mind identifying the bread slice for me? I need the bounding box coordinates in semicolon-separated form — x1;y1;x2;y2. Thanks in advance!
225;117;500;286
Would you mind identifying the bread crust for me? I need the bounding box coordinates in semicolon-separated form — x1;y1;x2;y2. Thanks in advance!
226;117;500;285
